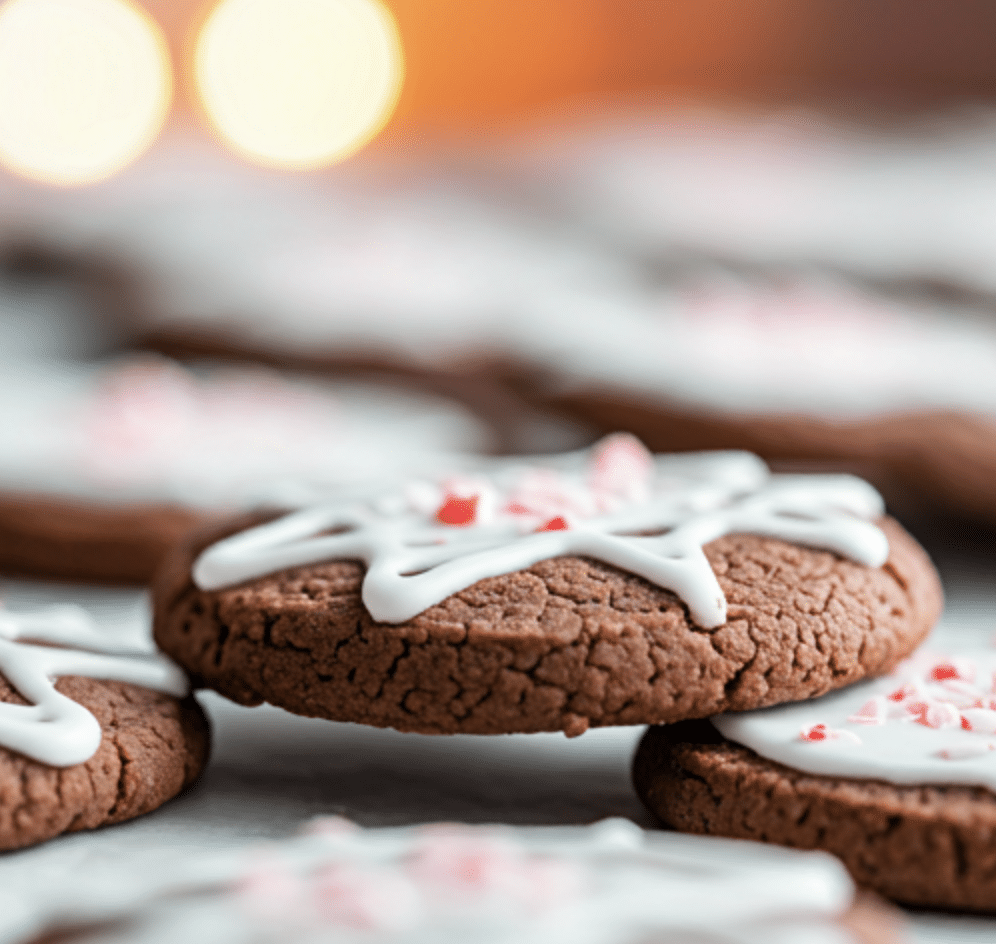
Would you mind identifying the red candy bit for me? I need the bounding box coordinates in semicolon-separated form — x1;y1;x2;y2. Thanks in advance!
536;516;569;533
887;685;914;703
798;723;861;745
929;658;976;683
505;501;531;515
930;663;960;682
436;494;479;527
960;708;996;735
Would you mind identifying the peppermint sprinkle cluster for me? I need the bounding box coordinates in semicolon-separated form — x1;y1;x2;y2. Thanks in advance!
800;651;996;760
238;817;581;934
419;432;655;535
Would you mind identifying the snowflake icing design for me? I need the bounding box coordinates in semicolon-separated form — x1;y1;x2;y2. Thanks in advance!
193;435;888;628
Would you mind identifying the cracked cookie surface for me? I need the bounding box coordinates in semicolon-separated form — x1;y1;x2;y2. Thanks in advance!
632;719;996;911
153;512;941;736
0;676;208;850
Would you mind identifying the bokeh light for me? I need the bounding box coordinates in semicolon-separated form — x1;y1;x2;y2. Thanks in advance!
194;0;404;170
0;0;171;186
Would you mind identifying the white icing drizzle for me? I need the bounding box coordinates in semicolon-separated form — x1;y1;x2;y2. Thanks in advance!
10;817;860;944
193;435;889;628
0;604;188;767
714;647;996;790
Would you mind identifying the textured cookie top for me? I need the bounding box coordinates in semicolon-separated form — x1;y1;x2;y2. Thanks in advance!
0;603;186;765
715;645;996;789
193;434;889;628
8;816;866;944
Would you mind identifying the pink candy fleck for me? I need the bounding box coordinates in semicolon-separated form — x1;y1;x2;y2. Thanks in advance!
907;700;962;730
847;697;888;725
937;743;996;761
800;723;861;745
589;433;653;500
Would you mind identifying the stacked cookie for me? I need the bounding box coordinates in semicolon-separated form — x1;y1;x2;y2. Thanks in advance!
4;127;996;934
153;434;938;738
146;432;966;916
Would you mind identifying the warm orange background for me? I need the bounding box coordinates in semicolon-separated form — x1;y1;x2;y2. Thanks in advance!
139;0;996;133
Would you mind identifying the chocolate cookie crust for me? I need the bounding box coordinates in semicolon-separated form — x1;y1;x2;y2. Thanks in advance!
0;677;209;850
633;720;996;911
538;387;996;524
0;492;208;585
153;512;941;736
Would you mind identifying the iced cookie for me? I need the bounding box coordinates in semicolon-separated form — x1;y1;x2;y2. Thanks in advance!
632;645;996;911
3;131;619;374
11;816;904;944
0;355;488;584
153;434;941;736
516;273;996;521
0;602;207;850
507;105;996;297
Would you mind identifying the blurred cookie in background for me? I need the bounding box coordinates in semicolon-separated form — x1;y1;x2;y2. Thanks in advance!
511;271;996;524
3;816;906;944
0;355;493;584
503;104;996;302
0;131;626;382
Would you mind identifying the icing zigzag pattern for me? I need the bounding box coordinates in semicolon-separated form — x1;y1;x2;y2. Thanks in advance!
194;435;889;629
0;605;188;766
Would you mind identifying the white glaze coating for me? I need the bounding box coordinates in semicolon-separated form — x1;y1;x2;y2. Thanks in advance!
4;131;626;369
0;603;187;766
5;127;995;422
521;276;996;419
510;106;996;295
13;816;861;944
193;435;889;628
714;647;996;789
0;355;487;508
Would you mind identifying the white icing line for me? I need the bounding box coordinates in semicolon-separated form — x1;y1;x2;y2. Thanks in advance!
193;436;889;628
0;606;188;767
715;648;996;791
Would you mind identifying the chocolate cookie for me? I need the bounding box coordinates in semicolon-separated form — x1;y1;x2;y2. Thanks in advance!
153;435;941;736
632;646;996;911
14;816;906;944
0;603;208;850
0;355;489;584
512;273;996;523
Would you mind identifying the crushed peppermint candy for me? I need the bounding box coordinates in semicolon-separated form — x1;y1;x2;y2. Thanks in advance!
799;724;861;745
716;648;996;788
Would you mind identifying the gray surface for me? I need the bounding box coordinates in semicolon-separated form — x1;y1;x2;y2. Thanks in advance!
1;519;996;941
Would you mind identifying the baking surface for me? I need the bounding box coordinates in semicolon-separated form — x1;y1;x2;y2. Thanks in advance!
0;517;995;942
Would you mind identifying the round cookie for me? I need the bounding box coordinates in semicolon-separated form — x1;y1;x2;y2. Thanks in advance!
632;646;996;911
0;603;208;850
0;354;490;584
10;816;907;944
513;274;996;524
153;435;941;736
